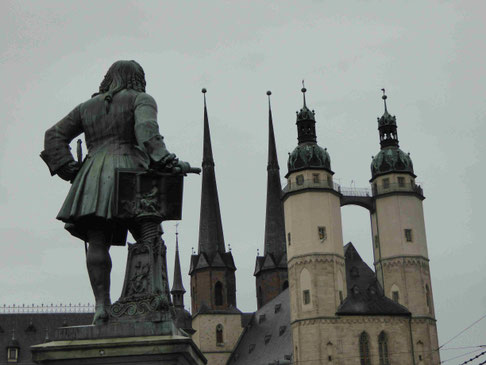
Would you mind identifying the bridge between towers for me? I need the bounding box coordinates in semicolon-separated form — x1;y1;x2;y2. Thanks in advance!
282;180;375;212
339;186;374;212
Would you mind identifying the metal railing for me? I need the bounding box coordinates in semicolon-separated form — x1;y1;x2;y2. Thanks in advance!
0;303;95;314
339;186;372;197
282;179;341;194
372;182;423;196
283;179;423;198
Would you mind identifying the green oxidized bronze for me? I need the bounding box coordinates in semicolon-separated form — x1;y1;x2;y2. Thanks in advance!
287;143;331;173
40;60;200;326
371;147;414;179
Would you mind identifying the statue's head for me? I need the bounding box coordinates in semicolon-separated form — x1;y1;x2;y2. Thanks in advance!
96;60;147;112
98;60;146;95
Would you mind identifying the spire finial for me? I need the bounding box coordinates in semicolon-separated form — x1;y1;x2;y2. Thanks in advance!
381;88;388;113
202;87;208;110
175;223;180;250
301;80;307;107
267;90;272;110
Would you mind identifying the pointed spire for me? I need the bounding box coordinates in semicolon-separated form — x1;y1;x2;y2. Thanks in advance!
264;91;286;261
198;88;226;259
202;88;214;168
267;91;278;171
171;226;185;293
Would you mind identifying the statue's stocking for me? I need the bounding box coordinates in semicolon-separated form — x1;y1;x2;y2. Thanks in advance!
86;229;112;325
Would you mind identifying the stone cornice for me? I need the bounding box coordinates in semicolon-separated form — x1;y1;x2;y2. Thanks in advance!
288;253;345;267
291;315;410;326
376;255;430;269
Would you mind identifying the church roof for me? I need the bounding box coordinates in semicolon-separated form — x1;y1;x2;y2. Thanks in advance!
227;289;292;365
0;312;93;364
336;243;410;316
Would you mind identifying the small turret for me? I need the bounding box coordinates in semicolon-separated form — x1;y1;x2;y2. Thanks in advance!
287;84;332;177
371;89;414;180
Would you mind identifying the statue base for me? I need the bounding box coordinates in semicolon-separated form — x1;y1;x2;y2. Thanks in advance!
31;334;206;365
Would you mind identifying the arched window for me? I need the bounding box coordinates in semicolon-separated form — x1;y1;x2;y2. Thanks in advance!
417;341;424;364
425;284;431;311
282;281;289;290
378;331;390;365
327;341;334;363
390;284;400;303
216;324;224;345
215;281;223;306
359;332;371;365
300;268;312;309
257;286;263;308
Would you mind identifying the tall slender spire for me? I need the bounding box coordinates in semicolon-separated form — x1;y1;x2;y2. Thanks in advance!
198;88;226;259
264;91;286;261
171;225;185;308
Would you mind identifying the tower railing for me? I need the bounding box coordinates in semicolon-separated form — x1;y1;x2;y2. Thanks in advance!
372;182;423;197
282;179;341;195
282;179;423;198
0;303;95;314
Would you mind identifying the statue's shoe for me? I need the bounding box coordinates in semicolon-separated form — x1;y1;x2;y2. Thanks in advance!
92;304;110;325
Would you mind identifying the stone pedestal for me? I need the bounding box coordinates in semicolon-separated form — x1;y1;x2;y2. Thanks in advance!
31;171;203;364
31;334;206;365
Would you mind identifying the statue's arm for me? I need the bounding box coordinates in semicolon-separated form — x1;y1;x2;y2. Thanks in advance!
134;93;173;164
40;104;83;176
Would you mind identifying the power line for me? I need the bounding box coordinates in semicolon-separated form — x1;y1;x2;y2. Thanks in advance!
440;348;486;364
456;350;486;365
289;345;484;364
439;313;486;350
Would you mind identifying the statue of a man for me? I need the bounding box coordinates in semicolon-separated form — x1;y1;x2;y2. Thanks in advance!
41;60;195;324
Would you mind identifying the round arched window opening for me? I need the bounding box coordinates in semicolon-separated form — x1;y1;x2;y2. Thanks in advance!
215;281;224;306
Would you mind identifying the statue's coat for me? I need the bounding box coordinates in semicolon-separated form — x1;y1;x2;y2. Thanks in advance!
41;89;169;245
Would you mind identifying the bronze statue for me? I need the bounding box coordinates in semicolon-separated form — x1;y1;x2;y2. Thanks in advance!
41;60;198;325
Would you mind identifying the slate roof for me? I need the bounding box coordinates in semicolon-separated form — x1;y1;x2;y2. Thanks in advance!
227;289;292;365
0;312;92;364
336;243;410;316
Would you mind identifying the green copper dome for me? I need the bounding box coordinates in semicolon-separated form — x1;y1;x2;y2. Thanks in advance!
371;147;414;179
288;143;332;174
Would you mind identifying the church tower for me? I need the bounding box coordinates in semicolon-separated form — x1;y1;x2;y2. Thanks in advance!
282;86;346;363
171;229;194;335
189;89;237;313
370;90;440;364
189;89;243;365
254;91;288;310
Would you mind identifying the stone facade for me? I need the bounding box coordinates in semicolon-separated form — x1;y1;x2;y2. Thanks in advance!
192;313;244;365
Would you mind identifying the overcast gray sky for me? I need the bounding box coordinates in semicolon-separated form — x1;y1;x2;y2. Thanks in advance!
1;0;485;361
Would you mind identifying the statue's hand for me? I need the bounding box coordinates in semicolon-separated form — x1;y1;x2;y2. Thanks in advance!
172;161;201;175
151;153;178;171
56;161;80;182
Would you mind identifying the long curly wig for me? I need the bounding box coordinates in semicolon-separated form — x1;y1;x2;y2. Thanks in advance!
93;60;147;112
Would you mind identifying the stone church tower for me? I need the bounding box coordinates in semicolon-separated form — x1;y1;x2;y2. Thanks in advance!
254;91;288;310
189;89;243;365
370;90;440;364
282;87;440;365
282;87;347;362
